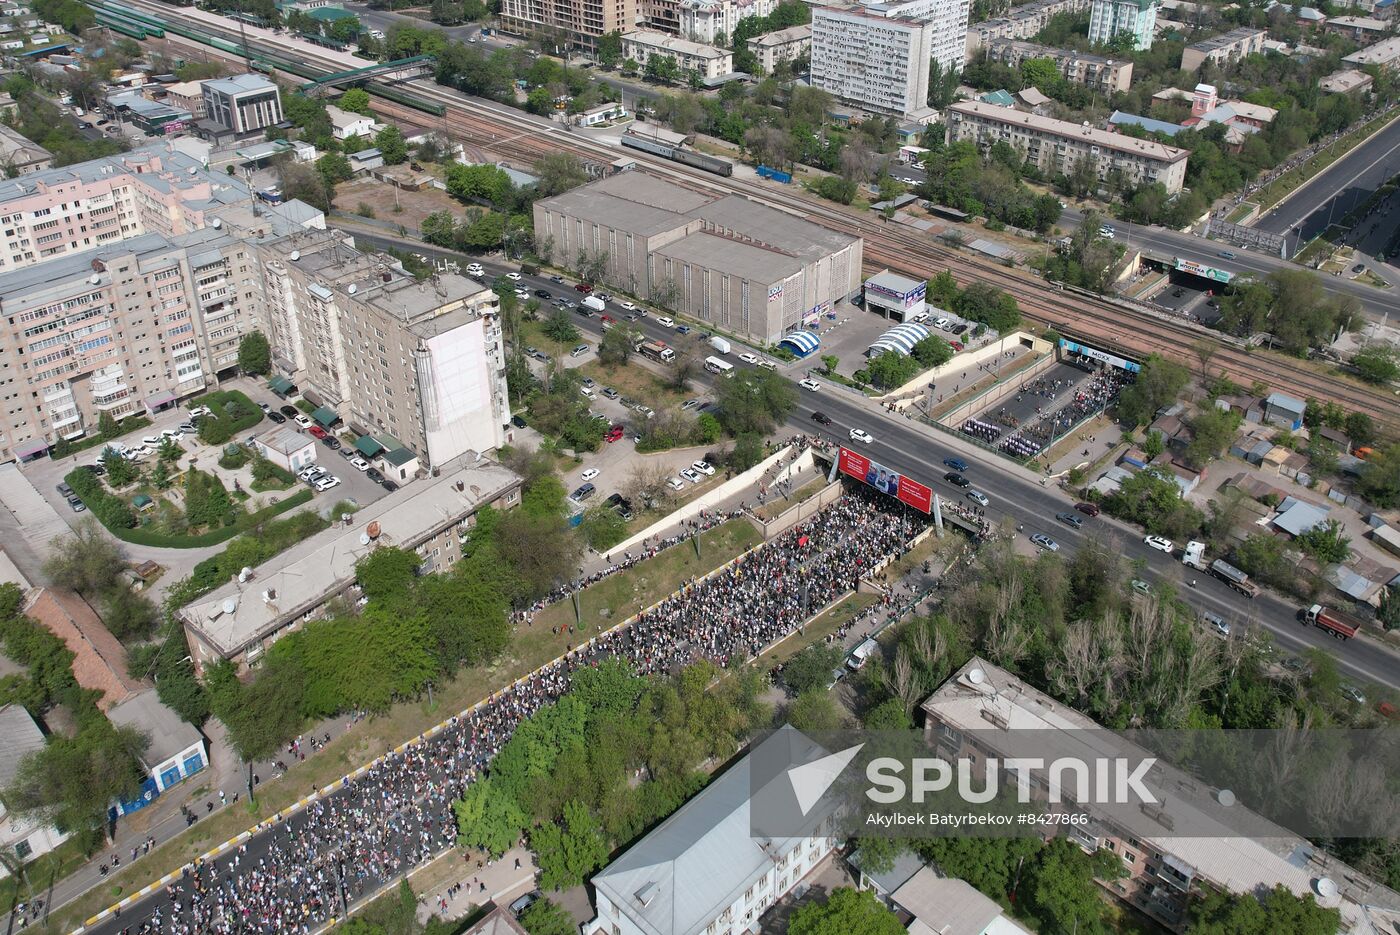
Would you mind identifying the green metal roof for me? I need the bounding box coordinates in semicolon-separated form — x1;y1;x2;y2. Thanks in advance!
267;376;293;393
306;5;355;19
132;494;153;507
382;447;416;467
311;406;339;427
353;435;383;457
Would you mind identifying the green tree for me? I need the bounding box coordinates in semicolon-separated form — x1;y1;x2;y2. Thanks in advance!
102;586;158;642
596;31;624;68
1182;407;1240;468
103;447;137;488
782;643;842;694
533;152;589;197
716;368;796;435
98;410;120;439
454;777;527;857
338;87;371;114
1116;354;1189;426
1023;838;1122;935
579;505;627;551
316;152;354;187
207;657;305;763
1104;467;1203;540
1352;344;1400;385
1295;520;1352;565
1345;411;1375;448
910;336;952;368
729;433;765;470
790;888;904;935
520;898;577;935
1358;443;1400;507
375;125;408;165
786;688;842;731
355;546;421;603
952;282;1020;331
1186;885;1339;935
542;309;581;344
43;519;125;597
237;330;271;375
1379;587;1400;631
531;799;610;889
865;351;919;390
820;354;840;374
598;326;634;366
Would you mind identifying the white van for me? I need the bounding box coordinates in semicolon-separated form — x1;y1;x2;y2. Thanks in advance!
656;316;675;328
704;356;734;377
847;638;879;670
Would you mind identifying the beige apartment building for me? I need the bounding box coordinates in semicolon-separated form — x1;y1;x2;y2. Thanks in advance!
947;99;1190;192
964;0;1090;60
1179;26;1267;72
747;23;811;72
498;0;635;46
0;142;248;273
253;229;511;469
1344;35;1400;72
0;226;263;461
622;30;734;79
985;38;1134;91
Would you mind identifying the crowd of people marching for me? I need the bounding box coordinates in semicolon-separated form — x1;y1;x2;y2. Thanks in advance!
997;369;1129;460
104;487;926;935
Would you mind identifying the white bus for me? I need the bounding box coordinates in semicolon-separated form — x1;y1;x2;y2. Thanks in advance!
704;356;735;377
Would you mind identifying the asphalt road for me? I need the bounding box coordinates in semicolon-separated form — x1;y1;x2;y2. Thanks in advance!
1255;114;1400;241
1060;207;1400;320
341;225;1400;693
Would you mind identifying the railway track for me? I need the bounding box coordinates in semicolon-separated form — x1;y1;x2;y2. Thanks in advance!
122;0;1400;428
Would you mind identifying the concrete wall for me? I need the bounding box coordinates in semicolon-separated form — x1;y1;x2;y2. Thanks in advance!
749;480;844;539
607;445;815;556
875;331;1052;401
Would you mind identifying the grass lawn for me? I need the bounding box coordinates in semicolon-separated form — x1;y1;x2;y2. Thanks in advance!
580;360;686;411
53;518;763;932
1359;270;1391;289
1226;201;1258;223
1;835;97;915
752;592;880;674
753;477;829;520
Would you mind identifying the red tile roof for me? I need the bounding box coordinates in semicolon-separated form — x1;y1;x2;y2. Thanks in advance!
24;588;144;710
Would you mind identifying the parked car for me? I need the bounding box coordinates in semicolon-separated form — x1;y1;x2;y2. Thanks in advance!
307;425;328;440
294;414;314;429
366;468;385;484
680;468;704;484
605;425;625;443
505;272;522;282
574;282;593;293
739;353;758;364
1131;579;1151;595
571;482;596;500
655;316;675;328
1055;511;1083;529
1030;533;1059;552
691;460;715;476
799;379;821;391
602;387;619;399
581;467;600;482
1201;612;1230;637
56;482;73;497
313;475;341;492
280;405;300;419
667;477;686;491
966;490;989;506
381;480;399;492
1143;535;1174;553
1074;501;1100;517
266;411;287;424
68;496;86;513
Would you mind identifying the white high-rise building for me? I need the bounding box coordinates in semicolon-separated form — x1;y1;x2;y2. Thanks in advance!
810;5;935;116
677;0;776;44
1088;0;1157;50
876;0;970;73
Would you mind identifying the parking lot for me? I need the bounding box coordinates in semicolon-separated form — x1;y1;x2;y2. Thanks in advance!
1151;273;1220;322
22;380;389;534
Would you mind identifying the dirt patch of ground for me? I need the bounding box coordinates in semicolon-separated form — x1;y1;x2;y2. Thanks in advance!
334;177;463;233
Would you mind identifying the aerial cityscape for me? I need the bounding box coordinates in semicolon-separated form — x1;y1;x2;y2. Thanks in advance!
0;0;1397;931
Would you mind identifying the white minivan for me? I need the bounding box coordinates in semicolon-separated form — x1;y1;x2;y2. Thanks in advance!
847;638;879;671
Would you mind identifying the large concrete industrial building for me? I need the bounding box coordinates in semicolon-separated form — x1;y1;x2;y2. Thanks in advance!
532;173;863;344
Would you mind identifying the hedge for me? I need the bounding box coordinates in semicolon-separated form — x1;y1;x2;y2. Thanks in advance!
65;465;315;549
49;415;153;460
193;390;264;445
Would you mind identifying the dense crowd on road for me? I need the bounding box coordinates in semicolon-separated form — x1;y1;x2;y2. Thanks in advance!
997;369;1130;460
101;486;924;935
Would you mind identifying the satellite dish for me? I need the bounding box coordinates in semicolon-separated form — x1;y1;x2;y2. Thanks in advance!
290;250;300;261
967;668;986;685
188;166;196;175
221;597;238;614
1314;878;1338;899
359;531;371;545
348;283;357;294
211;218;222;228
89;273;100;284
238;566;252;582
1215;788;1235;807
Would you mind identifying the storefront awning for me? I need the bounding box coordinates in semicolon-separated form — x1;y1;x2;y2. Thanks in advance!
145;390;177;409
267;376;293;395
311;406;340;428
779;330;821;357
354;435;384;457
13;437;49;458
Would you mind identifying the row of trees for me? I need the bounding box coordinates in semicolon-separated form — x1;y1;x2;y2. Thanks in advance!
916;138;1065;234
1215;270;1361;356
454;659;769;889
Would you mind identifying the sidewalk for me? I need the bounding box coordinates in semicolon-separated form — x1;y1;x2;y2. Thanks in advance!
415;846;538;925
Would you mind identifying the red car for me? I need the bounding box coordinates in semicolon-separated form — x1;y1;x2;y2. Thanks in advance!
600;314;614;324
574;282;594;294
307;425;327;439
950;341;964;352
605;425;625;443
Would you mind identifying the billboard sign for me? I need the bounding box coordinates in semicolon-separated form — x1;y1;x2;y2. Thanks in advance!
837;447;932;513
1059;338;1141;374
1173;257;1232;283
865;278;927;309
768;283;784;302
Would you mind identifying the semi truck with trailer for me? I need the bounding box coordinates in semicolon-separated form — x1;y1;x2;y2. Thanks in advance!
1300;604;1364;640
1208;559;1258;598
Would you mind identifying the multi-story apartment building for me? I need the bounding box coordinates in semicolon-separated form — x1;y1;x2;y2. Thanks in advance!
947;99;1190;192
162;80;207;120
0;124;50;175
498;0;636;47
0;225;264;461
253;229;510;469
811;5;934;116
747;23;812;71
964;0;1090;59
585;728;839;935
986;37;1135;91
920;657;1400;933
622;29;735;78
679;0;776;43
180;461;523;672
0;142;250;273
1343;35;1400;71
890;0;971;72
1179;26;1266;71
201;74;283;136
1325;14;1389;39
1088;0;1157;49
